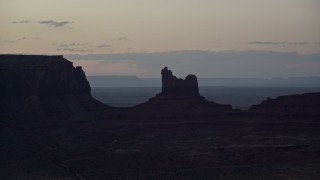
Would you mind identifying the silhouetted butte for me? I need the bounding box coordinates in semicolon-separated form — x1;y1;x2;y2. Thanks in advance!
159;67;199;97
126;67;234;119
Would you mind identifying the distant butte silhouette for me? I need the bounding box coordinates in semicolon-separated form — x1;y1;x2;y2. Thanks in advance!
128;67;234;119
159;67;199;97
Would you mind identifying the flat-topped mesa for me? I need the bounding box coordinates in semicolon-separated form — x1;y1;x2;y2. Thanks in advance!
159;67;199;97
0;55;109;122
0;55;90;96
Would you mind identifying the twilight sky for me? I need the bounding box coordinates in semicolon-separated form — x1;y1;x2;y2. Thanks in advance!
1;0;320;77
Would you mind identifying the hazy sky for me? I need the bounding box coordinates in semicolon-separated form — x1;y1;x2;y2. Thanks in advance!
1;0;320;77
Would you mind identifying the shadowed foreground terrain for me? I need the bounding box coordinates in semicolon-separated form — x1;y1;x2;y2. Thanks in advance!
1;55;320;179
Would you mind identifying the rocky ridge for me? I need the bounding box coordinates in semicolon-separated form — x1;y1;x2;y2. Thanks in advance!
249;92;320;117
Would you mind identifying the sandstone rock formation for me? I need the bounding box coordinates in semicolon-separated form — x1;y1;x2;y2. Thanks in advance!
249;92;320;117
3;55;318;124
160;67;199;97
0;55;90;95
126;67;234;119
0;55;109;125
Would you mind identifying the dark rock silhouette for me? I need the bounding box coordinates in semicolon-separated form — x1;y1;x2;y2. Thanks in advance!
0;55;109;124
249;92;320;117
0;55;90;95
127;67;234;119
160;67;199;97
1;55;319;121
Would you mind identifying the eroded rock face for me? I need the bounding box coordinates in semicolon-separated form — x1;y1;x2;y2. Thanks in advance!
0;55;90;96
0;55;107;124
160;67;199;97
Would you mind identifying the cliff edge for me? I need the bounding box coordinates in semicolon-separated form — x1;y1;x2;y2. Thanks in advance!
0;55;90;95
0;55;108;125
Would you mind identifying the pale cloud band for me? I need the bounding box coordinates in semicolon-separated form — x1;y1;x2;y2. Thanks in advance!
248;41;310;46
38;20;71;27
11;20;30;24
